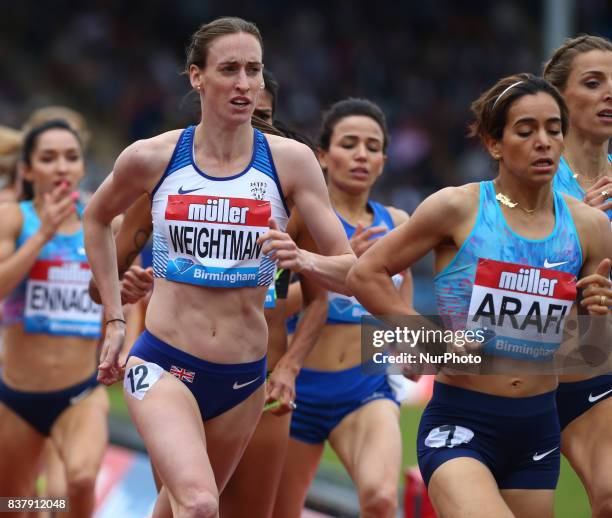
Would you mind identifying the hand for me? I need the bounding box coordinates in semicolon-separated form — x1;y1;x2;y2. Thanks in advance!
583;177;612;216
38;182;78;241
265;361;298;416
349;222;387;257
258;218;308;272
577;258;612;315
120;266;154;304
98;320;126;385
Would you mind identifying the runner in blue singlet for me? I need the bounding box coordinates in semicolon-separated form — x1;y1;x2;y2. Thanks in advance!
273;99;412;518
348;74;612;518
0;120;108;516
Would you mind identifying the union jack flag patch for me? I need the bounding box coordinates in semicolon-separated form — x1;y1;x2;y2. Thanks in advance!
170;365;195;383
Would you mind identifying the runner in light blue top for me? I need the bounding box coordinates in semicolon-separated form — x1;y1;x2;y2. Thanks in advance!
348;73;612;518
544;34;612;517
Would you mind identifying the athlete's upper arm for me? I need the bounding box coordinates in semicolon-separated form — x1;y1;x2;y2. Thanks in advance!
85;135;174;225
0;203;22;262
270;138;351;257
386;206;413;306
114;193;153;275
579;208;612;277
357;187;471;277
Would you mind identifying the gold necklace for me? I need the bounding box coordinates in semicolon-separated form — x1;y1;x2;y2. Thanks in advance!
564;155;610;186
494;181;538;215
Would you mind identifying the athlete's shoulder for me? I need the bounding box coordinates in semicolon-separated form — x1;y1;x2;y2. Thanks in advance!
424;183;480;215
115;129;184;177
264;134;317;168
0;201;24;238
565;193;610;236
385;205;410;226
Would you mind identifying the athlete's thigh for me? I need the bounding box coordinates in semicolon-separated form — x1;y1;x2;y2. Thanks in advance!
50;386;109;476
123;359;215;498
328;399;401;490
204;384;266;493
428;458;514;518
562;397;612;503
220;411;291;518
0;401;46;496
42;440;67;497
501;489;554;518
272;437;324;518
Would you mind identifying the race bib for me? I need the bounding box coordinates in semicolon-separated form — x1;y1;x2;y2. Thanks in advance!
24;260;102;337
467;258;576;361
164;195;272;288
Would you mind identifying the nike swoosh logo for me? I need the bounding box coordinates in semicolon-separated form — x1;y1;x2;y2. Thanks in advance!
178;186;203;195
533;447;558;461
69;388;92;405
588;388;612;403
232;377;260;390
544;259;568;268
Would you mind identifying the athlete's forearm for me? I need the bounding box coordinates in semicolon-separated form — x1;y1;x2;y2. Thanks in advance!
348;266;416;317
0;232;47;299
299;251;356;296
84;215;124;320
279;283;327;372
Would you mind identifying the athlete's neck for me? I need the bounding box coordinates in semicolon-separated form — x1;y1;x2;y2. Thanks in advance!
494;173;553;214
195;115;253;173
563;130;610;181
328;184;372;226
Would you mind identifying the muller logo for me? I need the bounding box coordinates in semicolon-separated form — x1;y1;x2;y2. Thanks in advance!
498;268;558;296
187;198;249;224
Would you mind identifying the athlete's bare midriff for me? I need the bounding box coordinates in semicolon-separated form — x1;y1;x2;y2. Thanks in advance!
302;323;362;371
2;325;98;391
145;278;268;364
436;372;558;397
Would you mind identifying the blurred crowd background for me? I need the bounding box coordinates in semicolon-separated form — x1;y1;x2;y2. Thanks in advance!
1;0;610;208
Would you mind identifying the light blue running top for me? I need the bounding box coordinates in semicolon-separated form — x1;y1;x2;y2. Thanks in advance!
553;155;612;220
434;181;582;361
2;200;102;338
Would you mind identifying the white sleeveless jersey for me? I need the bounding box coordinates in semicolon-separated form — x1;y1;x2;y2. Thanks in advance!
151;126;289;288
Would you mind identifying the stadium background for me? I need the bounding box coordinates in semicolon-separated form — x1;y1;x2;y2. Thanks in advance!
2;0;611;516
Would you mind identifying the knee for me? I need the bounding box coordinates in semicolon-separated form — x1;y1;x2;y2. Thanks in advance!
360;485;398;518
177;491;219;518
65;466;97;496
593;497;612;518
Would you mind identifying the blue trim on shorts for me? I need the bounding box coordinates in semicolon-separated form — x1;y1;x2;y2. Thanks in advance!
128;330;266;420
289;363;398;444
556;374;612;430
0;372;99;436
417;382;560;490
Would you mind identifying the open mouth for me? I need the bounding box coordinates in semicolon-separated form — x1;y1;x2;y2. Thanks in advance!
531;158;554;167
597;109;612;120
230;97;251;107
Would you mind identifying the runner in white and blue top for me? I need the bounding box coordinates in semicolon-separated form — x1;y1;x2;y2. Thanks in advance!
348;74;612;518
0;120;108;512
544;34;612;517
84;18;354;518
